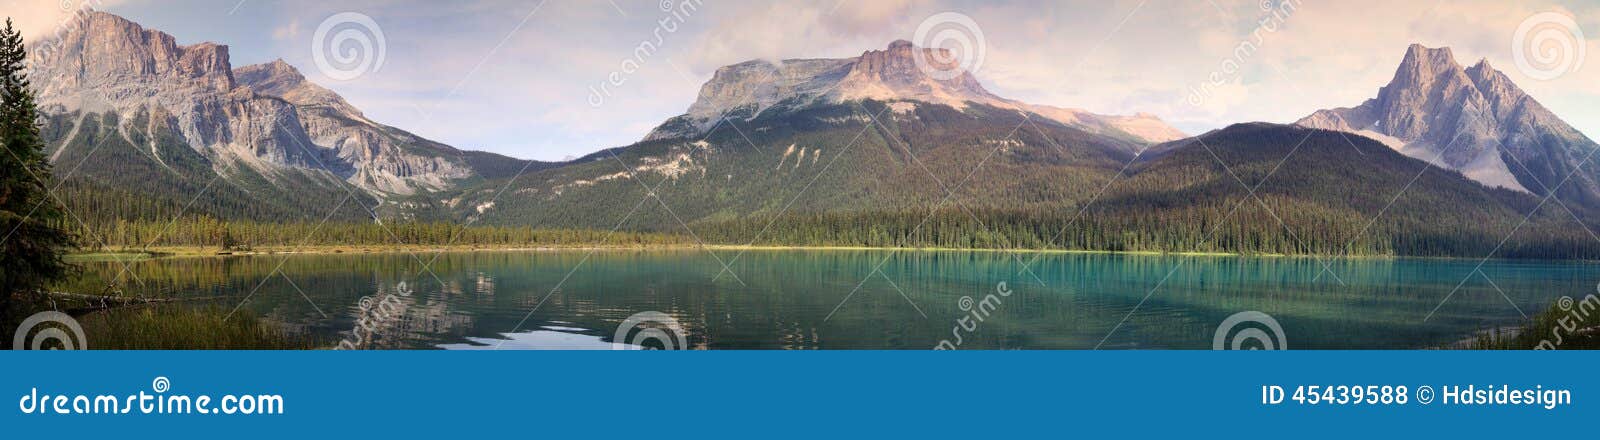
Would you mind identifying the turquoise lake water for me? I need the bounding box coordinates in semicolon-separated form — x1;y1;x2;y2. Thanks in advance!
70;249;1599;349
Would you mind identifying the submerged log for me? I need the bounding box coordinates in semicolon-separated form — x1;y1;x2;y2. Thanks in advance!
41;291;226;316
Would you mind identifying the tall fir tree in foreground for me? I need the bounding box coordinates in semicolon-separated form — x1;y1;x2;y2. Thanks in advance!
0;18;74;314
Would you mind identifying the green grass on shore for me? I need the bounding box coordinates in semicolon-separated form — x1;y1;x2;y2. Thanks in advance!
74;305;323;350
64;251;158;262
1470;298;1600;350
77;243;1377;260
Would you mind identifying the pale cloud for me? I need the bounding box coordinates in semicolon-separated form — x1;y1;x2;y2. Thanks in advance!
14;0;1599;159
966;0;1600;136
3;0;128;41
686;0;925;72
271;18;299;41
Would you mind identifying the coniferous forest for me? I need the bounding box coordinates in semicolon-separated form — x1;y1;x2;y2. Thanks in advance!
41;119;1600;261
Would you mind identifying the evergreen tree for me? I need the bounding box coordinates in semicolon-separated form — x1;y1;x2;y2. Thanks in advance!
0;18;75;313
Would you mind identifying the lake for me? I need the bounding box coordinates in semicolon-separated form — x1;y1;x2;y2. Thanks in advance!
64;249;1599;349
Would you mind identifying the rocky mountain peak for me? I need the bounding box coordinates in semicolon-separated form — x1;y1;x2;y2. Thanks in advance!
856;39;925;73
863;39;939;70
231;59;305;96
33;10;236;93
648;40;1181;144
1464;59;1523;99
834;40;995;105
234;58;363;117
1402;44;1456;68
1299;44;1600;201
246;58;301;77
30;11;481;196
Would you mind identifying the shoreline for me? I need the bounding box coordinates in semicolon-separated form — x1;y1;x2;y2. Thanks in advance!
63;243;1572;263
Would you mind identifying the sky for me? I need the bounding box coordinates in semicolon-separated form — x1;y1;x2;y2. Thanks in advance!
4;0;1598;161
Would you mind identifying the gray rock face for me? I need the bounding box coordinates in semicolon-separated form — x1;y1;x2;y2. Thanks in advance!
645;40;1184;145
1298;44;1600;204
30;11;475;196
233;59;473;194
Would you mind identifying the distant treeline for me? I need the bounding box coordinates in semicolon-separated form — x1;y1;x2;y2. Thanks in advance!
45;202;1600;260
65;218;689;249
693;204;1600;260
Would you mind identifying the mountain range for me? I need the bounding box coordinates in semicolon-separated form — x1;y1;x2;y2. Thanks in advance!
24;11;1600;258
1298;44;1600;208
645;39;1185;146
31;11;547;223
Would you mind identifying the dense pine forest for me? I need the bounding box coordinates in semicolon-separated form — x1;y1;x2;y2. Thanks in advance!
43;120;1600;261
55;202;1598;260
694;205;1598;260
63;219;688;250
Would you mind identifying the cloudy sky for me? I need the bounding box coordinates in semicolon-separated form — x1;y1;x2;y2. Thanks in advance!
5;0;1597;161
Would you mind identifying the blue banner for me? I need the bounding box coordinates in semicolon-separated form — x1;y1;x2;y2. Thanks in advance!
2;351;1590;438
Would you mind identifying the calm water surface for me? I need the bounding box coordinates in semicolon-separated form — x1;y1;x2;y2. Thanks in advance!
67;250;1599;349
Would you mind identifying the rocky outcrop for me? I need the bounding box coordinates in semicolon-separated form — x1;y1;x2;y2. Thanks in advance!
1298;44;1600;203
234;59;474;194
646;40;1184;145
830;39;1000;107
233;59;361;116
30;11;478;196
